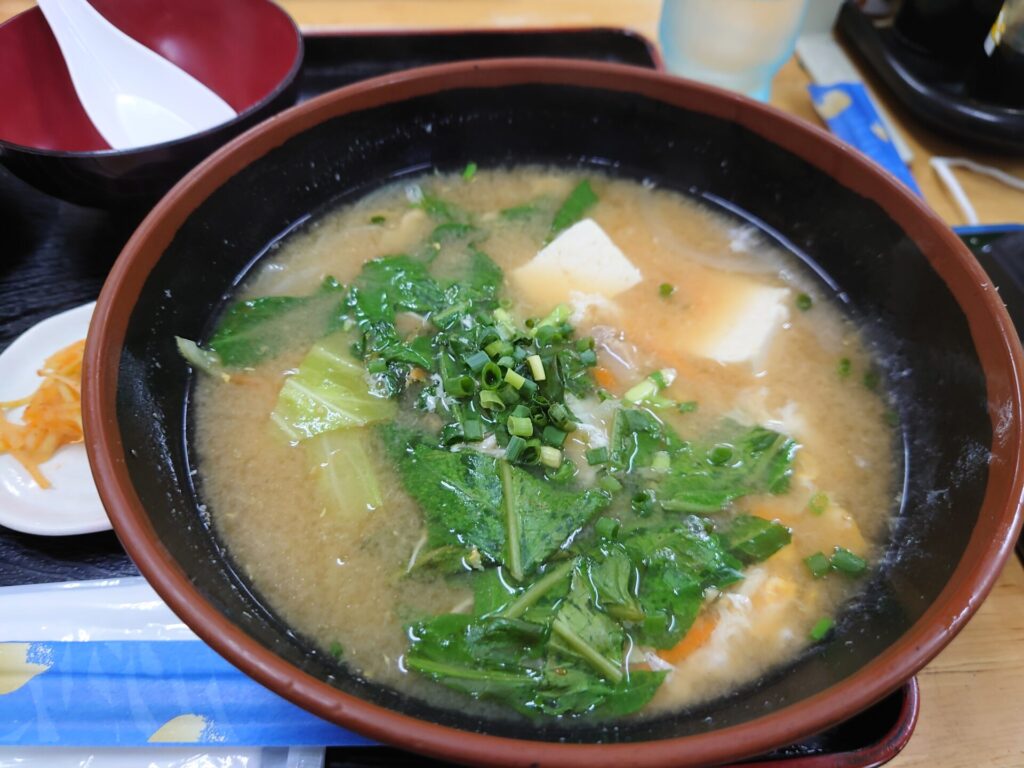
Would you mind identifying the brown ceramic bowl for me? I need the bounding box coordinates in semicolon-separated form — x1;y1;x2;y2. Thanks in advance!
83;60;1024;766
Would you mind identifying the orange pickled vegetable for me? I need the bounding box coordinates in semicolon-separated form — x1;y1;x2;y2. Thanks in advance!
0;339;86;489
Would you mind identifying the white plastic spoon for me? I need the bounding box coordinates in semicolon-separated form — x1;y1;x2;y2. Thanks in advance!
37;0;238;150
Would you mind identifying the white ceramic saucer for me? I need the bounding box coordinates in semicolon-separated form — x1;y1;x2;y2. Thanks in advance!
0;303;110;536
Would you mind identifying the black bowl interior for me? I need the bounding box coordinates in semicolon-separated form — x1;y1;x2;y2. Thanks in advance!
116;82;989;743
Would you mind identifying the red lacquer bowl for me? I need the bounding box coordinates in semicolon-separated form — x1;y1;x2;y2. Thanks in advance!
0;0;302;208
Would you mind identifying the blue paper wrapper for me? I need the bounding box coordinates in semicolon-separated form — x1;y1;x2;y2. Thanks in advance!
808;82;921;196
0;641;377;747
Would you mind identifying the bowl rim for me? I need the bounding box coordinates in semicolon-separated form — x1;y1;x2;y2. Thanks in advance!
83;58;1024;767
0;0;304;159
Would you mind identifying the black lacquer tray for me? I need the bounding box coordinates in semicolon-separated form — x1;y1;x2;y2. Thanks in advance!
0;27;923;766
837;1;1024;153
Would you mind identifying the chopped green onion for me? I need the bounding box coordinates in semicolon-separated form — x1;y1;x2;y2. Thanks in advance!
659;282;675;297
539;446;562;468
586;446;609;466
496;355;515;369
504;435;526;462
808;491;829;516
576;337;595;352
479;390;505;410
546;460;577;483
519;440;542;465
504;368;526;389
485;339;513;358
493;308;517;338
329;641;344;659
497;384;521;406
804;552;831;579
830;547;867;576
366;359;388;374
531;409;549;428
579;349;597;367
708;444;734;465
548;403;570;428
480;362;503;390
369;215;386;225
439;423;464;446
649;370;669;389
526;354;546;381
884;409;899;427
534;324;559;345
595;517;620;539
795;293;813;311
651;450;671;472
810;617;834;641
507;416;534;438
624;378;659;404
511;404;531;419
460;413;484;442
462;161;478;180
541;425;568;447
464;350;491;372
598;475;623;493
519;379;539;395
678;400;698;413
444;375;476;398
863;370;880;391
838;357;852;378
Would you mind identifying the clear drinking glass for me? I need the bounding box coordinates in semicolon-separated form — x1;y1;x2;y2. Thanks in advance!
659;0;811;102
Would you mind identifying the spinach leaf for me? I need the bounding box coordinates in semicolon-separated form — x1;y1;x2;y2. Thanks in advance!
617;518;744;648
381;427;609;577
609;407;685;472
405;564;666;718
404;613;546;701
502;461;610;581
385;429;506;568
207;276;345;367
656;422;798;513
549;571;625;682
418;193;469;224
349;255;445;323
720;515;792;564
585;542;644;622
549;180;598;240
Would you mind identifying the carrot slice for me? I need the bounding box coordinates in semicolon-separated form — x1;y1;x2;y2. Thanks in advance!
656;614;719;664
592;366;618;391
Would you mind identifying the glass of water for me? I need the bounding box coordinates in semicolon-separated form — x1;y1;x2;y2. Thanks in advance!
659;0;810;102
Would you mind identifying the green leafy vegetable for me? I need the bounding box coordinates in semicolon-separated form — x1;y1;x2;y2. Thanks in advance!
549;180;598;240
270;332;397;441
404;562;666;718
655;422;798;513
306;429;382;525
203;276;346;368
175;337;226;379
382;427;609;577
719;515;792;565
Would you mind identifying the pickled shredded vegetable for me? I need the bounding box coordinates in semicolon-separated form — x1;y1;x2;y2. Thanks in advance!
0;339;86;488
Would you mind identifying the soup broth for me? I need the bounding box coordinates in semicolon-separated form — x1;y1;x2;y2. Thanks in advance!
190;167;895;719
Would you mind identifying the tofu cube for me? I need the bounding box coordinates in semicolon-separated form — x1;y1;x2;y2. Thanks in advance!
511;219;642;309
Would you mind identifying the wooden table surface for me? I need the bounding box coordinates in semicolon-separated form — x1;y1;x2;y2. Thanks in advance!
3;0;1023;765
